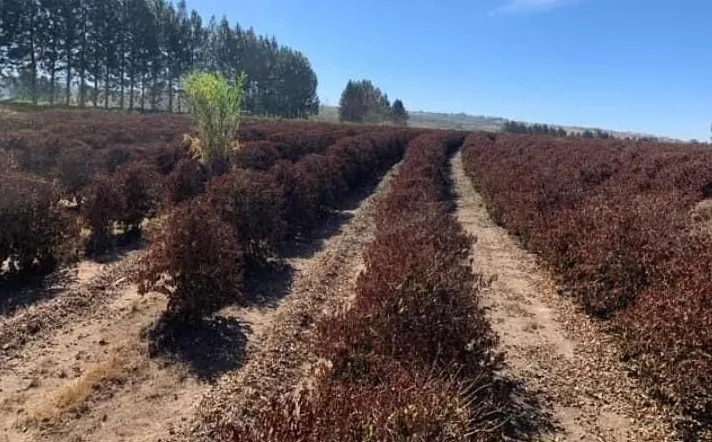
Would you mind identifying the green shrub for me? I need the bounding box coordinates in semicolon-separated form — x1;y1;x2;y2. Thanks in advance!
181;71;247;165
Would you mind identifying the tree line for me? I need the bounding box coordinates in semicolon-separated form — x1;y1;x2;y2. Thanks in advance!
502;120;626;139
502;120;568;137
338;79;408;125
0;0;320;117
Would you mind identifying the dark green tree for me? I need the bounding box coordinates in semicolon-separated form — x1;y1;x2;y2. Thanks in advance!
338;79;393;123
4;0;40;103
40;0;63;104
391;98;408;125
2;0;319;118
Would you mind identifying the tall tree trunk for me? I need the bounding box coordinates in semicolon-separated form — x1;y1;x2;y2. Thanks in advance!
167;70;173;113
104;67;110;109
119;48;124;108
128;59;134;110
79;57;86;107
92;59;99;108
119;69;124;108
151;71;158;110
49;63;56;105
140;73;145;111
129;78;134;110
79;9;86;108
65;50;71;106
29;25;37;105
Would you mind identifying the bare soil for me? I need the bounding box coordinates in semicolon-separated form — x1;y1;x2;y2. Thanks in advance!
0;249;146;442
451;151;680;442
0;163;400;442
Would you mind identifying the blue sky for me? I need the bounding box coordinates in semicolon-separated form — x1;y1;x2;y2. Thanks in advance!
193;0;712;140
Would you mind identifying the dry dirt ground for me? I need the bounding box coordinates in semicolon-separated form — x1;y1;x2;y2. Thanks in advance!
451;151;682;442
0;163;400;442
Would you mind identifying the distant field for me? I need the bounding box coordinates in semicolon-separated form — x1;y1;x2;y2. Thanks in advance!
1;100;678;140
314;104;676;140
314;104;504;131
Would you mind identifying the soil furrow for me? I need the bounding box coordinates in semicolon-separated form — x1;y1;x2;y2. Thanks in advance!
450;151;678;442
0;249;142;367
178;162;402;442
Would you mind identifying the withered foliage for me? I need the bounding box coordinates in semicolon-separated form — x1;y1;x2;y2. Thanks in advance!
462;133;712;429
0;171;76;286
0;110;403;290
223;359;474;442
225;132;505;441
138;200;245;321
139;129;412;322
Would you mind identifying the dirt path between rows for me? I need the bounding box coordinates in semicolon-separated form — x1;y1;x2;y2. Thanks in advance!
0;249;142;364
0;251;146;442
451;152;679;442
0;163;401;442
178;163;402;442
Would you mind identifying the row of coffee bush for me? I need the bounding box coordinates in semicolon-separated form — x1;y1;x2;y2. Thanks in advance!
219;132;505;441
0;109;396;289
462;133;712;434
0;111;379;202
137;129;414;321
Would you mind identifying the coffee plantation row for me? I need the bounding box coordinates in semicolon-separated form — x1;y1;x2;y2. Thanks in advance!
463;133;712;433
220;131;505;441
0;110;416;290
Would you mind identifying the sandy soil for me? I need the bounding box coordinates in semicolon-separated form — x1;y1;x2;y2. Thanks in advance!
451;151;680;442
0;250;145;442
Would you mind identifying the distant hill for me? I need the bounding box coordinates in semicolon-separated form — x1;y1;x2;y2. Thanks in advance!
315;105;684;142
313;105;504;131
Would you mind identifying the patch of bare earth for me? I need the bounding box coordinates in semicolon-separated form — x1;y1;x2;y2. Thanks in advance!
0;243;240;442
175;163;402;442
451;152;679;442
0;250;146;442
0;249;141;364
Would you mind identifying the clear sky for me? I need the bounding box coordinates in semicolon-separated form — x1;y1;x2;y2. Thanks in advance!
192;0;711;140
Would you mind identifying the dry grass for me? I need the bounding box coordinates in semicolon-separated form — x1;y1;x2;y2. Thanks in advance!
690;199;712;237
23;347;128;425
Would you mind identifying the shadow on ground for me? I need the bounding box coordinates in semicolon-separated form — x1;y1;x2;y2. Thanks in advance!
140;172;391;382
0;267;76;317
281;211;354;260
673;408;712;442
281;173;385;260
145;315;249;382
244;261;295;309
485;375;559;441
0;239;144;317
86;235;144;264
142;262;293;383
337;174;386;212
